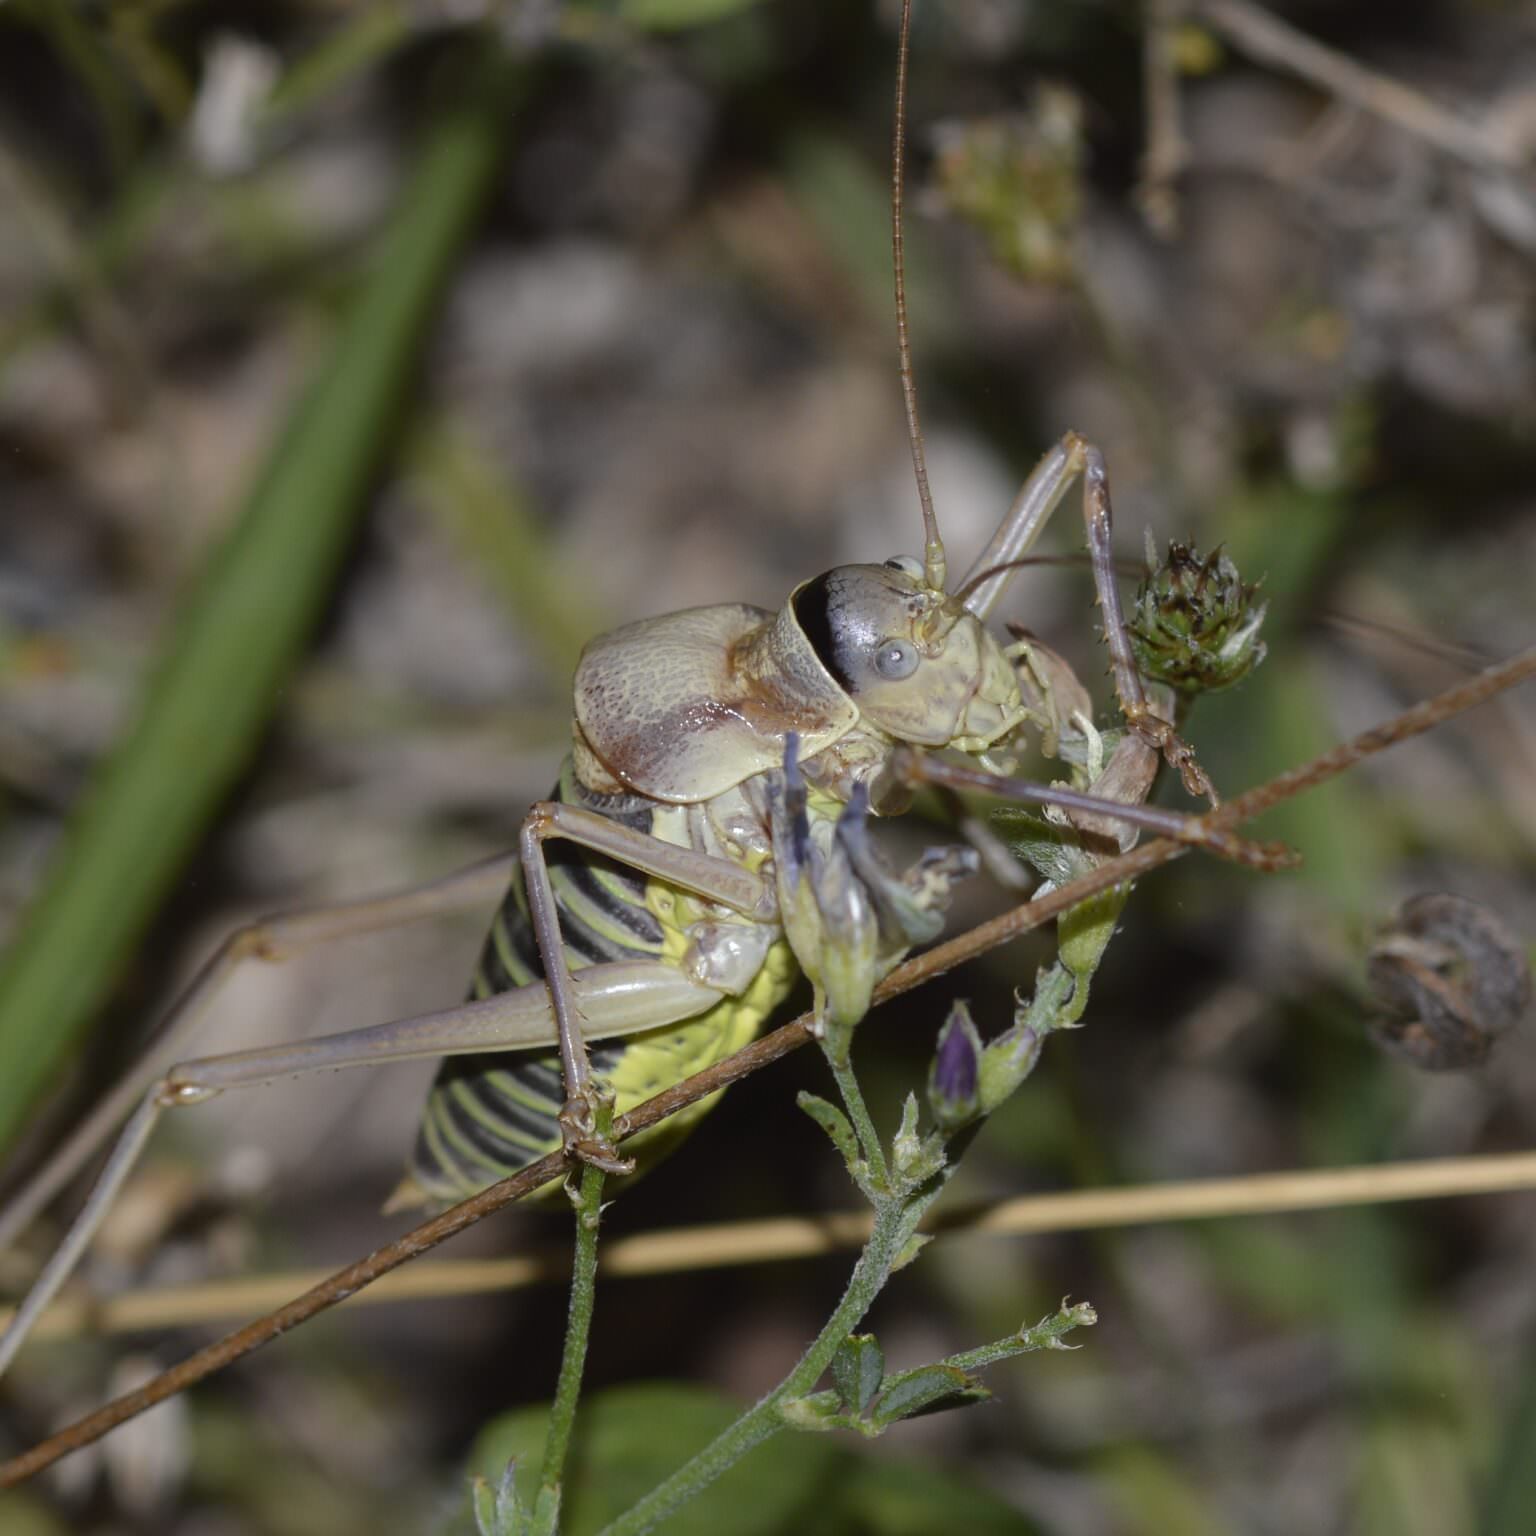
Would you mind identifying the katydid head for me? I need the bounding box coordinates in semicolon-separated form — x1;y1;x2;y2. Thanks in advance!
788;559;1021;752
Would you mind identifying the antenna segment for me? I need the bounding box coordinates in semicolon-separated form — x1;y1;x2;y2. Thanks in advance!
892;0;947;594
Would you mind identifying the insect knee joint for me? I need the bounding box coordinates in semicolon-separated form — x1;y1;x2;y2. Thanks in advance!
522;802;560;840
156;1076;220;1108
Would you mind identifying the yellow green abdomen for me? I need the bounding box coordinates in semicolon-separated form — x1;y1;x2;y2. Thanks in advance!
401;764;793;1209
599;934;796;1171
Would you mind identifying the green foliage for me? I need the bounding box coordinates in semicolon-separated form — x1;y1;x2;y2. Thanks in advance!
461;1384;841;1536
0;46;529;1152
456;1384;1042;1536
1056;885;1126;1009
798;1090;864;1174
978;964;1075;1116
830;1334;885;1418
865;1363;986;1426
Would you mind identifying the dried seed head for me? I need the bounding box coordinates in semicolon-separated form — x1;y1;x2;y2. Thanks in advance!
1368;893;1531;1071
1128;537;1267;695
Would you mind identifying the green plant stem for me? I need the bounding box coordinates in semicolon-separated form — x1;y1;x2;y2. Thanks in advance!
829;1057;889;1191
532;1108;612;1536
938;1303;1096;1373
597;1194;923;1536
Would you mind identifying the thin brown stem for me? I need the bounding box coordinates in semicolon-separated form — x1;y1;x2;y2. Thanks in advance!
1195;0;1512;173
1;644;1531;1488
19;1143;1536;1339
1139;0;1187;234
1212;644;1536;828
18;1142;1536;1345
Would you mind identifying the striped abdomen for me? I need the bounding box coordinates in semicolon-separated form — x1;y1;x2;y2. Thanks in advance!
400;761;792;1208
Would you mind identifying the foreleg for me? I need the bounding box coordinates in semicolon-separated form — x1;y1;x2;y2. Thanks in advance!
897;753;1291;870
957;431;1219;803
1077;440;1218;804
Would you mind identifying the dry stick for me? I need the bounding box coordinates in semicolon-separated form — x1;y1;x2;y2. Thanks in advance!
1139;0;1188;235
2;644;1533;1488
1195;0;1515;173
17;1148;1536;1339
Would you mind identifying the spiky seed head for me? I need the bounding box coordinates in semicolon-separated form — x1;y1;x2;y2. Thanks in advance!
1129;538;1267;695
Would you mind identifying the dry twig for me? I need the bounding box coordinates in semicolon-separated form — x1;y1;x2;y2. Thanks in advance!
1195;0;1519;173
11;1149;1536;1340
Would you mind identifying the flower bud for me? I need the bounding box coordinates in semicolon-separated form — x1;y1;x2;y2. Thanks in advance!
1129;536;1267;695
927;1001;983;1131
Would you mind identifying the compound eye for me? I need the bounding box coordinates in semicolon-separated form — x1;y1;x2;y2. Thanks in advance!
884;555;924;580
873;638;920;681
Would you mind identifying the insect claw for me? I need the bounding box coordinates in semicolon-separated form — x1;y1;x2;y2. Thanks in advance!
578;1144;638;1177
1128;709;1220;807
557;1089;635;1176
561;1130;635;1177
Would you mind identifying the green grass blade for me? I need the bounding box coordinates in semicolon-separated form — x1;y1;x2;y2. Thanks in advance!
0;46;527;1152
1480;1338;1536;1536
262;3;415;125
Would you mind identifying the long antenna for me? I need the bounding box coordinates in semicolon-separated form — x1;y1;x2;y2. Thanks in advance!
892;0;947;594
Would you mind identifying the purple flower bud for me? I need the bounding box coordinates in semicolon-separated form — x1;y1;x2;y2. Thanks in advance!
928;1002;982;1131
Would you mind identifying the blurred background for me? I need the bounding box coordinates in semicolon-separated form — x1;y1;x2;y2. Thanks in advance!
0;1;1534;1531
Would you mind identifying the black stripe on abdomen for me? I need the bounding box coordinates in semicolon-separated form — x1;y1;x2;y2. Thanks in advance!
405;764;670;1204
